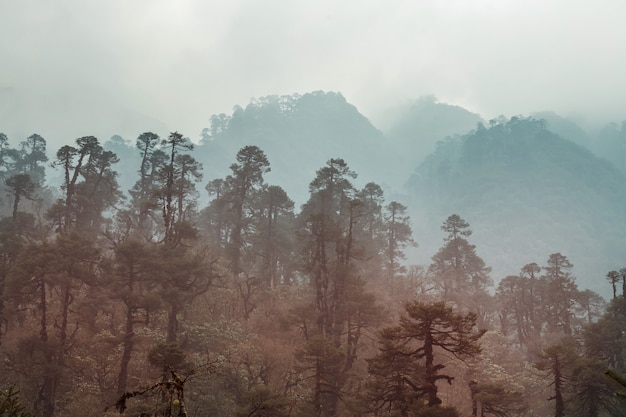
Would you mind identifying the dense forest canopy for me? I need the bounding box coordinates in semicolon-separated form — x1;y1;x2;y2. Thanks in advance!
0;92;625;417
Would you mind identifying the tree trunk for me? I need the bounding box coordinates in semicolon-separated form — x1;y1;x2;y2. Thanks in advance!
424;330;441;407
553;357;564;417
117;304;135;395
167;302;178;343
12;192;20;219
37;279;56;417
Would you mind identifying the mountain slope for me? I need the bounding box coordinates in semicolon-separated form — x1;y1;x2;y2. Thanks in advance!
196;91;396;204
406;116;626;295
592;121;626;176
383;96;483;178
95;92;623;297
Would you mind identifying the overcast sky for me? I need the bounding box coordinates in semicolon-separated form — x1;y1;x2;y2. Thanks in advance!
2;0;626;146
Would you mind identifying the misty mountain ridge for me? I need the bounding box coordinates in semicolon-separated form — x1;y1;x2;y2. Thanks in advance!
194;91;397;204
529;110;626;177
383;95;483;168
407;116;626;295
189;93;625;296
14;90;626;297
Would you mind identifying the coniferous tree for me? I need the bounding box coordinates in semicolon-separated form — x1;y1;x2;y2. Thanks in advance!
569;358;626;417
202;178;230;247
0;133;20;181
607;270;620;301
7;234;100;417
428;215;492;319
495;264;545;354
256;185;295;288
154;132;197;244
201;146;272;320
127;131;164;239
0;386;37;417
106;239;161;396
5;174;36;219
468;381;526;417
293;158;386;417
223;145;270;276
382;201;416;284
619;267;626;298
0;217;31;349
368;301;484;409
542;253;578;336
535;341;578;417
49;136;120;235
366;326;425;417
582;295;626;371
17;133;48;185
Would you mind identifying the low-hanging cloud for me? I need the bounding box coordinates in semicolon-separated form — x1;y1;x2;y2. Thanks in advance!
2;0;626;146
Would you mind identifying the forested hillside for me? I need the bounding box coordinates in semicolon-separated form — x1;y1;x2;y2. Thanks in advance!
0;93;625;417
196;92;397;204
593;120;626;175
100;92;398;207
529;111;626;178
406;116;626;294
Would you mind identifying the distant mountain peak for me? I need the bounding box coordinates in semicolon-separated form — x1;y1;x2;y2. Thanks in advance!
406;115;626;297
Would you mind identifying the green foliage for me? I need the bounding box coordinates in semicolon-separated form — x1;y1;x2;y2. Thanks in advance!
428;215;491;317
535;340;580;417
383;201;417;281
368;301;484;410
542;253;578;335
569;360;626;417
289;159;391;417
0;386;36;417
49;135;121;235
294;335;345;415
606;369;626;392
5;174;36;218
154;132;201;244
366;326;425;415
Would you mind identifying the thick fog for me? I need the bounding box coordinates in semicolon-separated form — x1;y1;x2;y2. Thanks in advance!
2;0;626;145
4;3;626;416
